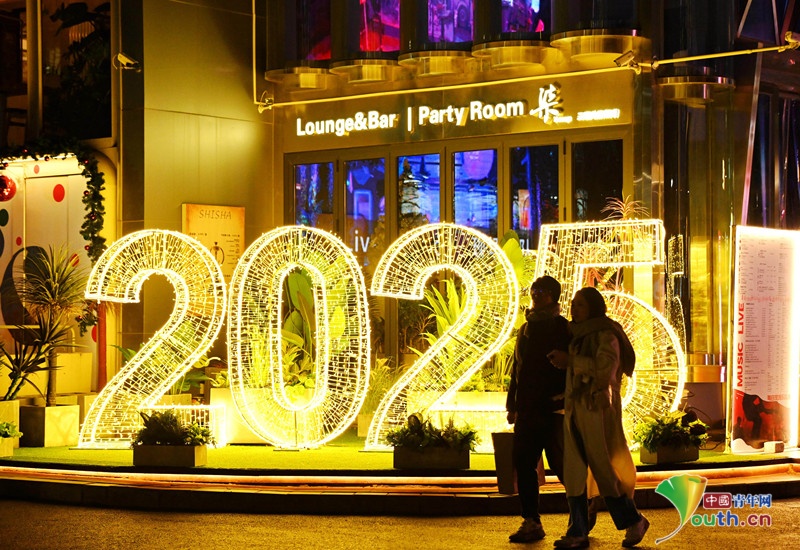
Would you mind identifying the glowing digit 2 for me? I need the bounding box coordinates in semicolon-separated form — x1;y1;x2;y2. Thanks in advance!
78;230;227;448
365;223;519;449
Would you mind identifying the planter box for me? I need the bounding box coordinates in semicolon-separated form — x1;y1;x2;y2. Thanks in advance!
19;404;80;447
30;394;79;407
0;400;20;449
133;444;208;468
640;445;699;464
357;413;373;437
209;387;265;444
393;446;470;470
0;437;18;457
76;393;98;423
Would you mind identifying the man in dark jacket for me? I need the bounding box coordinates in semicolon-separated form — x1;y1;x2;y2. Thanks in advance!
506;275;570;543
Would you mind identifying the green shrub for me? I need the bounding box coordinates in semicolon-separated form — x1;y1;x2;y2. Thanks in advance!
385;413;479;452
633;409;708;452
132;410;214;447
0;421;22;438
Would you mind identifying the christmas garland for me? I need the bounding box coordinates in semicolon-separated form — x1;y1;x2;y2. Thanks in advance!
1;136;107;333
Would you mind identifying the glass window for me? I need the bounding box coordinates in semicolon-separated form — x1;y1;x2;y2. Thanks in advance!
345;158;385;267
502;0;548;34
398;154;440;232
294;162;334;231
454;149;498;238
360;0;400;52
510;145;559;250
572;140;623;221
428;0;473;43
300;0;331;61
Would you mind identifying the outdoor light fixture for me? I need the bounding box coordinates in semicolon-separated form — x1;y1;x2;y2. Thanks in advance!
112;52;141;72
78;230;227;449
613;50;640;73
615;31;800;73
365;223;519;450
75;220;687;451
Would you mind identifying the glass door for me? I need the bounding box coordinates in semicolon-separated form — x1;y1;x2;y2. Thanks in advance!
509;144;560;251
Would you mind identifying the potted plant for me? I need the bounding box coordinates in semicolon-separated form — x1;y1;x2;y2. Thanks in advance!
131;409;215;468
633;409;709;464
8;246;88;447
386;413;478;470
0;421;22;457
0;335;50;449
207;366;264;445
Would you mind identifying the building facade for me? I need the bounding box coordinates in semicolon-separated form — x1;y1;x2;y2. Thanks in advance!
3;0;800;434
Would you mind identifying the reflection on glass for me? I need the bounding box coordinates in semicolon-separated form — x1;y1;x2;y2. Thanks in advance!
301;0;331;60
360;0;401;52
345;158;386;267
428;0;473;43
502;0;547;34
294;162;334;230
454;149;498;238
511;145;559;250
572;140;623;222
398;154;440;233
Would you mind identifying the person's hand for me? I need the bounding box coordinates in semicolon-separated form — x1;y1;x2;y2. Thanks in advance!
507;411;516;425
547;349;568;369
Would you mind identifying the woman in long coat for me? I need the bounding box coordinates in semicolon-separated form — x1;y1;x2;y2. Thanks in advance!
547;287;649;549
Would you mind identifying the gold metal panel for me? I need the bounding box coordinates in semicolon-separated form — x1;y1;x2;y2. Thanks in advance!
278;69;635;153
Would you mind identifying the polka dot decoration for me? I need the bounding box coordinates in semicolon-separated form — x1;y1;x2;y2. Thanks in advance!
53;184;66;202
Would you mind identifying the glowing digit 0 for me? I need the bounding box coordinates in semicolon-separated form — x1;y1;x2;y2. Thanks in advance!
365;223;519;449
227;226;370;448
78;230;227;448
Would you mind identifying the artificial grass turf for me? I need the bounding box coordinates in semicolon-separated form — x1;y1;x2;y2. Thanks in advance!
0;429;500;472
1;442;788;474
0;427;788;472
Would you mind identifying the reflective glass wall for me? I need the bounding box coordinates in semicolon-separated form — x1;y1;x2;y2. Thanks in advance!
294;162;334;230
572;140;623;222
453;149;497;237
398;153;441;231
345;158;386;267
510;144;559;250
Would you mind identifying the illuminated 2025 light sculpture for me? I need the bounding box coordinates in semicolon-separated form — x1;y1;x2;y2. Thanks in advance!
78;230;227;448
227;225;370;449
365;223;519;450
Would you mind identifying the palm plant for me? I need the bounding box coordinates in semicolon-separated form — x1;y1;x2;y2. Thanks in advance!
0;331;51;401
14;246;89;406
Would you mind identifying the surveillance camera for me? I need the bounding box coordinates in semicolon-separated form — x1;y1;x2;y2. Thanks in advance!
614;51;636;67
114;53;141;71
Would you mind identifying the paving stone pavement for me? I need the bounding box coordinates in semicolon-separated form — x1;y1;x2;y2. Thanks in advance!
1;497;799;549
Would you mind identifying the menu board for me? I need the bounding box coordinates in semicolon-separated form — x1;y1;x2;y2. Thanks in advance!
181;203;245;281
729;226;800;453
